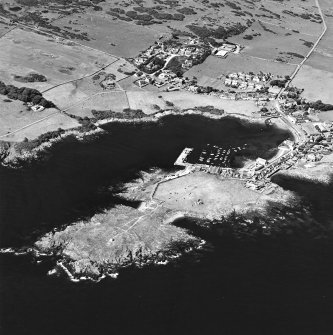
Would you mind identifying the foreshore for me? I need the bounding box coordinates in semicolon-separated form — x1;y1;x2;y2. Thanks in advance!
0;108;264;168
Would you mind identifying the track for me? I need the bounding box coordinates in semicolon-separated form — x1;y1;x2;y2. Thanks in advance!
278;0;328;98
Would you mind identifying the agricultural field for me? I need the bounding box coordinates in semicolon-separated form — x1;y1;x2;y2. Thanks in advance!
64;91;129;118
251;0;323;36
42;60;134;106
2;113;80;142
0;27;117;91
0;20;13;37
43;83;89;110
185;55;297;82
160;91;259;117
103;59;136;81
229;21;317;64
0;97;79;142
126;91;168;114
293;1;333;104
293;65;333;104
318;111;333;122
53;13;159;58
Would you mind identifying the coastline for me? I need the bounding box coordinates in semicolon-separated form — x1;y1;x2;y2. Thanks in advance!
0;108;295;282
0;108;264;168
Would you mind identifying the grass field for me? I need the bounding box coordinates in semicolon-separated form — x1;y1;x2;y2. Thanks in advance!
0;28;117;91
53;13;159;58
229;21;317;64
43;83;89;110
3;113;80;142
126;91;168;114
161;91;259;116
154;172;260;218
318;111;333;122
0;20;12;37
64;91;129;118
254;0;323;36
0;98;79;142
293;65;333;104
184;55;297;81
293;4;333;104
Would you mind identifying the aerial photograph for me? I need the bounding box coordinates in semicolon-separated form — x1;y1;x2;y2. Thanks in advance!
0;0;333;334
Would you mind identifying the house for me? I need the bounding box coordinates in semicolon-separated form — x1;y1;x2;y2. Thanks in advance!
248;83;255;90
238;74;245;81
314;122;328;133
100;78;116;90
215;49;228;58
188;85;199;93
307;153;317;161
231;80;239;87
229;73;238;79
225;78;232;86
256;157;267;166
135;79;149;88
31;105;45;112
221;43;235;52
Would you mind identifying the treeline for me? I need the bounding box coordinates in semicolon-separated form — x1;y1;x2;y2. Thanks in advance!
91;108;146;120
138;56;165;74
192;106;225;115
130;7;185;21
186;22;251;40
15;121;97;153
270;79;287;88
307;100;333;111
15;128;67;154
14;73;47;83
0;81;55;108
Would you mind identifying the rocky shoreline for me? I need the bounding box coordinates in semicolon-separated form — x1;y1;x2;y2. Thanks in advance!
0;108;263;168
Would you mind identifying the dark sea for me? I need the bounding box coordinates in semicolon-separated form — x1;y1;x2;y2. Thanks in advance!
1;115;333;335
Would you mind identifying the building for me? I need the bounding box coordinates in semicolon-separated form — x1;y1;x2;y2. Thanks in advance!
31;105;45;112
215;50;229;58
287;115;297;124
225;78;232;86
256;158;267;165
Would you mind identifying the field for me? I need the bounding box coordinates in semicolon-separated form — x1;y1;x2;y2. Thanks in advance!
293;0;333;104
293;65;333;104
53;13;159;58
161;91;259;116
0;98;79;142
102;59;136;81
229;21;317;64
0;20;13;37
64;91;129;118
251;0;323;36
126;91;168;114
43;83;89;110
185;55;297;81
154;172;260;218
0;28;117;91
3;113;80;142
318;111;333;122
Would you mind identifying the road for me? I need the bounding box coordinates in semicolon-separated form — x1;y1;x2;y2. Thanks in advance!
41;58;119;94
278;0;327;98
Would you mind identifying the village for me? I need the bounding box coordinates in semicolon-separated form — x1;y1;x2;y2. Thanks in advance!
129;35;333;193
173;84;333;192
